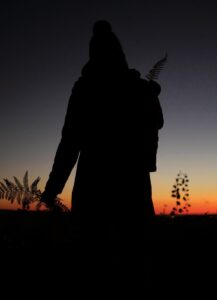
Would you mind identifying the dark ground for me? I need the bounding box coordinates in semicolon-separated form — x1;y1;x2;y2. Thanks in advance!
0;210;216;294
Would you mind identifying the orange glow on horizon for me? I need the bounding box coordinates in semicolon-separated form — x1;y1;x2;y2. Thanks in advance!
1;168;216;215
1;194;217;215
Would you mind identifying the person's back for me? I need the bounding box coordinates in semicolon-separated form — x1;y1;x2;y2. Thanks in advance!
41;20;164;292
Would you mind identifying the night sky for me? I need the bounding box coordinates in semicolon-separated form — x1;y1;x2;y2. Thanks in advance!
1;0;217;213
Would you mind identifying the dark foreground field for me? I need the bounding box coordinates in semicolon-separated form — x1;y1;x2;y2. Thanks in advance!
0;210;217;293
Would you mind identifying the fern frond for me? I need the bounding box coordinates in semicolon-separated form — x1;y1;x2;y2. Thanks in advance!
1;172;70;212
34;189;42;199
23;171;29;191
0;182;8;191
0;186;5;193
4;191;9;200
13;176;24;190
4;179;17;191
146;53;168;81
10;194;16;204
54;197;70;213
17;191;23;205
31;177;41;193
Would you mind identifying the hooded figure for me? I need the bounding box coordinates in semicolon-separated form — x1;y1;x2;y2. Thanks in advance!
41;20;163;290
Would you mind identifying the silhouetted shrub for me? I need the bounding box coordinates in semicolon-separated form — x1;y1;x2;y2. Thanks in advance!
170;171;191;215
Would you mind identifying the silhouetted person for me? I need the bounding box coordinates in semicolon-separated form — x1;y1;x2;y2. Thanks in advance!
41;20;163;293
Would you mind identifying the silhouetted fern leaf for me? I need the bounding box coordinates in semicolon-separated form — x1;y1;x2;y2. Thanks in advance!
0;182;8;191
17;191;22;205
4;179;17;191
31;177;41;193
0;187;4;198
146;53;168;81
54;197;70;213
13;176;24;190
0;172;69;212
23;171;29;191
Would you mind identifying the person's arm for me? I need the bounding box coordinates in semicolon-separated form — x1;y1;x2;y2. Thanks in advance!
148;80;164;130
41;80;82;207
154;95;164;130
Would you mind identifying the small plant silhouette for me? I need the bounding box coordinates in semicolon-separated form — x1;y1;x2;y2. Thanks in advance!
170;171;191;215
146;53;168;81
0;171;70;212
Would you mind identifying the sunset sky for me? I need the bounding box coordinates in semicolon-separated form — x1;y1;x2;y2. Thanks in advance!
1;0;217;214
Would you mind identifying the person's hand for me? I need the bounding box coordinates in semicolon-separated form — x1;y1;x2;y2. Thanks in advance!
40;191;62;213
49;202;64;214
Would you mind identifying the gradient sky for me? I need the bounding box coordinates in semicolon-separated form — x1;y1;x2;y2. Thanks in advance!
1;0;217;214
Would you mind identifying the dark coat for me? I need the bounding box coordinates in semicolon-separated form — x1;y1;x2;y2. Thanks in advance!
44;68;163;230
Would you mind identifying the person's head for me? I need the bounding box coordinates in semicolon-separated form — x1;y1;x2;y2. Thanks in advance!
88;20;128;71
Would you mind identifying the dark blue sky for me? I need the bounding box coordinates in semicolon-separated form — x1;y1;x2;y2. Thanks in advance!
1;0;217;212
